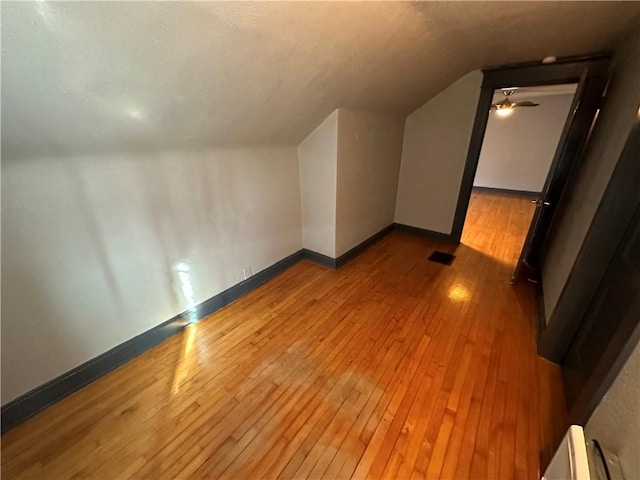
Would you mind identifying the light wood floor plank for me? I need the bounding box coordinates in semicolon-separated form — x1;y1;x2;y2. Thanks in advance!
1;191;567;479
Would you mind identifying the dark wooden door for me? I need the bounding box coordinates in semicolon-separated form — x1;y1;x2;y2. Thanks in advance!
452;56;611;250
511;73;608;283
562;203;640;412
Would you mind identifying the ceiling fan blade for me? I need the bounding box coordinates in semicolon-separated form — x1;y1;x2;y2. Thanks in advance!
513;101;540;107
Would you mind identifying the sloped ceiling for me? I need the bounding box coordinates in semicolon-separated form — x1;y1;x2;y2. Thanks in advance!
2;1;639;158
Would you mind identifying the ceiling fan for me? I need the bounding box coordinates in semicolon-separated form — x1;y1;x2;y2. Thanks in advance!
491;89;539;117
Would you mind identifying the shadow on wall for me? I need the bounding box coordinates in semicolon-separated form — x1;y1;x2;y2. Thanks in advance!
0;241;78;405
2;149;130;403
64;157;130;318
2;139;303;405
2;137;304;405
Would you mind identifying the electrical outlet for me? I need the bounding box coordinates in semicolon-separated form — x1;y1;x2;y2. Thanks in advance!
242;266;253;280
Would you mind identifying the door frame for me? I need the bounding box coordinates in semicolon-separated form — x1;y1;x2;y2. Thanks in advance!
548;123;640;425
451;55;610;246
540;124;640;362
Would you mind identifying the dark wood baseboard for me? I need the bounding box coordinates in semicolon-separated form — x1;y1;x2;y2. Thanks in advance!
393;223;458;245
1;249;304;433
302;225;395;270
2;221;454;432
302;249;336;269
472;186;541;198
335;225;394;268
1;225;395;432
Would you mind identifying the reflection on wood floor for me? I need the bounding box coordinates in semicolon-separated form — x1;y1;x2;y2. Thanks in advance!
1;191;567;479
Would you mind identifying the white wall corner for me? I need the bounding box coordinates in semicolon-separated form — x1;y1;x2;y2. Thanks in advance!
394;70;483;234
297;109;339;257
335;108;405;256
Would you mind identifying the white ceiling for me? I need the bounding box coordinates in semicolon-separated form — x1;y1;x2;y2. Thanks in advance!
2;1;639;158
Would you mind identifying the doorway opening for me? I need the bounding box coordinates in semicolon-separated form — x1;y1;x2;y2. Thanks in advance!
451;55;610;286
461;83;578;275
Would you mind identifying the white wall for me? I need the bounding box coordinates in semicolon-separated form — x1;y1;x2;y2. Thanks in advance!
585;340;640;479
395;71;483;233
1;147;302;404
542;28;640;321
474;93;576;192
335;109;404;256
298;111;338;257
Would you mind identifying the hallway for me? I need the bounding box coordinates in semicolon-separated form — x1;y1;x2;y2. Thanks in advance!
1;191;566;479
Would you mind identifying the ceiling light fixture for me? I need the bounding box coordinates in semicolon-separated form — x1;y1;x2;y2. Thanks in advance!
490;90;539;117
495;105;514;117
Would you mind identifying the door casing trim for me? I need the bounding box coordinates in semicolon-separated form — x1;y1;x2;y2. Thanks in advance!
451;55;611;244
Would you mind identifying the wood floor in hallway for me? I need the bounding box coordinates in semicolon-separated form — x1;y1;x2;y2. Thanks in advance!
1;191;567;479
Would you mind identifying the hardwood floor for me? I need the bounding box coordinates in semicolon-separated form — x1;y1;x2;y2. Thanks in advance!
1;191;567;479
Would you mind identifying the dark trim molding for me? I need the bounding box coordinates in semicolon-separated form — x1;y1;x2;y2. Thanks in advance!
570;321;640;426
1;220;459;432
1;225;398;432
538;123;640;362
335;225;394;269
481;53;610;75
301;225;395;270
450;54;611;245
1;249;304;433
393;223;458;245
481;56;609;89
532;275;547;342
302;249;336;269
451;85;494;243
472;186;540;198
1;314;191;434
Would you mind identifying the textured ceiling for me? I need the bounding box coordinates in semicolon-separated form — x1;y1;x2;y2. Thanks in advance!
2;1;639;158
